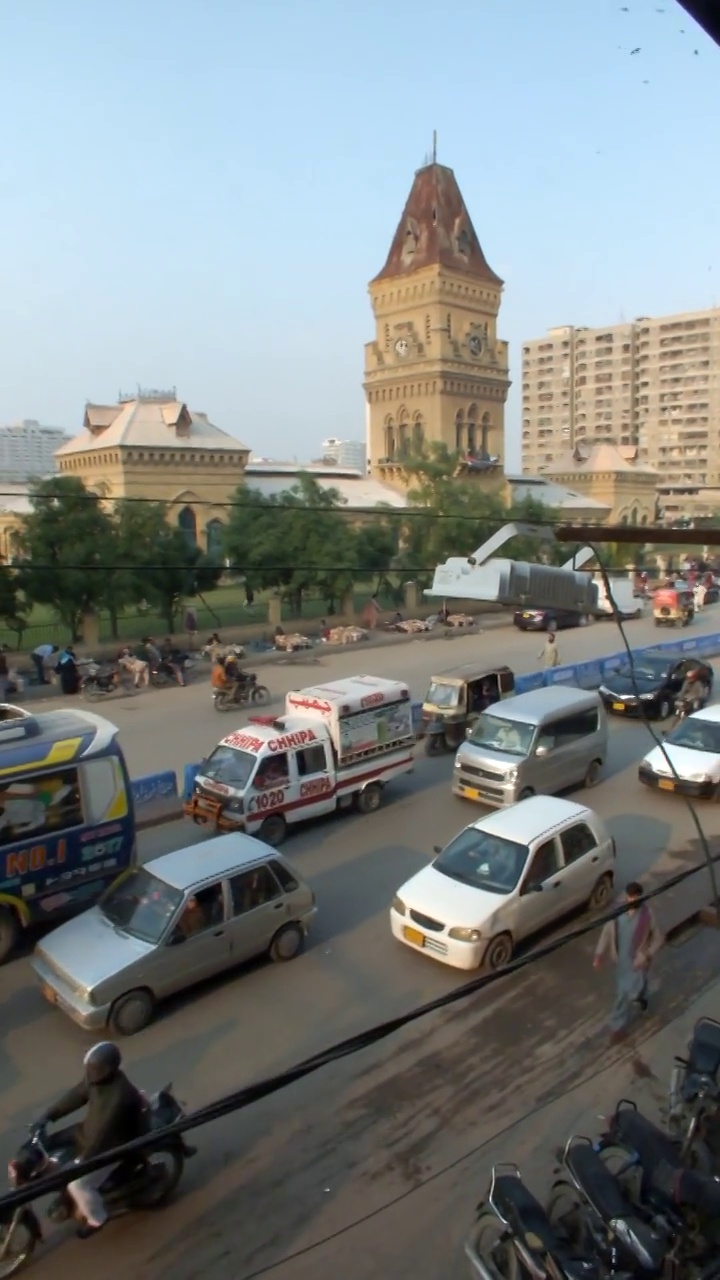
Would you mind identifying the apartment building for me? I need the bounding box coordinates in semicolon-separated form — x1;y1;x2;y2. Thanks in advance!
521;308;720;507
0;419;70;482
321;437;367;471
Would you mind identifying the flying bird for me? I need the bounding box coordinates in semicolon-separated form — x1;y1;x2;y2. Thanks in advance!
630;46;641;54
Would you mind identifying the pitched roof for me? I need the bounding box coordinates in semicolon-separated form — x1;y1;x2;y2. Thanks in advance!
372;163;502;285
544;443;658;477
245;463;407;510
507;476;611;513
55;397;249;457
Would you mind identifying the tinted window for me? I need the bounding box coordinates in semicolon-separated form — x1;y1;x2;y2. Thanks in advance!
230;864;282;916
269;858;300;893
296;745;327;776
560;823;597;864
526;839;561;884
0;767;84;847
100;867;183;943
433;828;529;895
255;753;290;788
545;708;599;748
617;658;668;682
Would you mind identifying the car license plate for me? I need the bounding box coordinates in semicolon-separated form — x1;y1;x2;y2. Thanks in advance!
523;611;532;618
461;786;481;801
42;984;57;1005
658;779;675;792
403;926;425;947
613;702;625;711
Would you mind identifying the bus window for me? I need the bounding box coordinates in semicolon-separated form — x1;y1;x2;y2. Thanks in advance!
81;756;128;824
0;768;84;846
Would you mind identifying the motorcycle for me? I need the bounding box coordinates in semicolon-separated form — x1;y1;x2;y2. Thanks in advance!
0;1085;195;1274
547;1134;670;1276
80;663;131;702
669;1017;720;1167
213;673;271;713
464;1162;604;1280
595;1101;720;1266
149;654;193;688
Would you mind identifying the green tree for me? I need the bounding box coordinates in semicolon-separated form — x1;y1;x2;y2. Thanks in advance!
110;500;222;633
0;565;28;648
16;477;115;640
223;474;360;615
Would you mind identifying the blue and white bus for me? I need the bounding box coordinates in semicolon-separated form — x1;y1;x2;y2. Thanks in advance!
0;706;136;961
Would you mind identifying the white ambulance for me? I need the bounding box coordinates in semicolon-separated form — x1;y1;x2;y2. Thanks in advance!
185;675;415;845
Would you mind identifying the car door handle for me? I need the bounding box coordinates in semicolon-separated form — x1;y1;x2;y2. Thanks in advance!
591;855;599;863
273;902;284;910
552;881;561;888
213;929;224;936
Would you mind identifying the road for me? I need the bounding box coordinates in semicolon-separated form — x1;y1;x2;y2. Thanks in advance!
2;607;720;1278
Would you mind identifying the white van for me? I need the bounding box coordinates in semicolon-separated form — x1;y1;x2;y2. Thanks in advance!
453;686;608;808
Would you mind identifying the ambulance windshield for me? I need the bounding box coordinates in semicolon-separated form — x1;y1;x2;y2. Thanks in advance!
203;745;256;789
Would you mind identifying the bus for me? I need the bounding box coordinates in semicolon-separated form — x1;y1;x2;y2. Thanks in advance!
0;705;136;962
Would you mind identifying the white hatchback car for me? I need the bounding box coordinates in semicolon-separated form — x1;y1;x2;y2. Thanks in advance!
639;703;720;799
390;795;616;972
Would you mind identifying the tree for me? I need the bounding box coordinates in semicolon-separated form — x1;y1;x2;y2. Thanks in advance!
223;474;360;615
16;477;115;639
0;565;28;648
110;501;222;633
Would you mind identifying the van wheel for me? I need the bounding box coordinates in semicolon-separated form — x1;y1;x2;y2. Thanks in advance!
0;907;20;964
484;933;514;972
589;873;614;912
356;783;382;815
269;923;305;963
109;989;154;1036
518;787;534;801
584;760;602;788
258;814;287;847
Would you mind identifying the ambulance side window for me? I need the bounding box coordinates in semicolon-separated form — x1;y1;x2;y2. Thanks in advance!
296;745;327;776
255;753;290;788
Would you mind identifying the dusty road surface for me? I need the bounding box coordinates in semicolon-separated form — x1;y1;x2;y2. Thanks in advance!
2;608;720;1277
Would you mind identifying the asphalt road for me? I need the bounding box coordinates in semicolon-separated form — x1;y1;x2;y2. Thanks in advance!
2;606;720;1278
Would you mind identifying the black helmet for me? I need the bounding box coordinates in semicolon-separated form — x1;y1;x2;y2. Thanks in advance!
84;1042;121;1085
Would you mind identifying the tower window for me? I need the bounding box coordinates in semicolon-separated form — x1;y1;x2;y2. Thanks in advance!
432;206;437;225
384;324;390;351
425;315;431;343
446;313;452;338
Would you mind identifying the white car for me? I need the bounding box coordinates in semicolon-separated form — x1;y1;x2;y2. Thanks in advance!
390;795;616;972
639;703;720;799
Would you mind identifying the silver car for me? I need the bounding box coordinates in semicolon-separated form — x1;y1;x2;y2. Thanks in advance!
32;834;317;1035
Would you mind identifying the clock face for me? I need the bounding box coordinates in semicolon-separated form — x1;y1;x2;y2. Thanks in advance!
395;338;410;358
468;335;483;357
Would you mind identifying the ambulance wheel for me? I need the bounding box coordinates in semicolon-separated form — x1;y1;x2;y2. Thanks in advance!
0;907;20;964
356;783;382;815
258;814;287;847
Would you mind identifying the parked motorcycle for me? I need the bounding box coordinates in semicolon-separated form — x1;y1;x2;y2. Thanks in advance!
213;673;271;713
547;1134;670;1276
464;1162;604;1280
0;1085;195;1274
669;1017;720;1166
80;662;131;701
149;653;193;688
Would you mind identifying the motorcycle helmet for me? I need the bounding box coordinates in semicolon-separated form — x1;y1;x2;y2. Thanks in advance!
84;1041;122;1085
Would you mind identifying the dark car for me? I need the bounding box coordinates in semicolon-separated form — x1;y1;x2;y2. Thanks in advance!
512;607;587;632
598;651;713;721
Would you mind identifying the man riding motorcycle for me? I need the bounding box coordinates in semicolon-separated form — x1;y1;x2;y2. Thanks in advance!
212;652;250;704
675;668;709;717
40;1042;147;1238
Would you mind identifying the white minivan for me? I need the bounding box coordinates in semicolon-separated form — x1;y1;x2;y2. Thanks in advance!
390;795;615;972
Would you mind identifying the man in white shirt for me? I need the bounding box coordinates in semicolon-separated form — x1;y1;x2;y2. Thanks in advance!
32;643;58;685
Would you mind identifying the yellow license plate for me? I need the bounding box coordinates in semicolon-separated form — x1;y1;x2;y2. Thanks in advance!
42;984;57;1004
403;926;425;947
658;779;675;791
462;786;481;801
523;612;532;618
613;702;625;711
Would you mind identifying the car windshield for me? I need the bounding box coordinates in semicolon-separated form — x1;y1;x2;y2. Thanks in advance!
665;720;720;755
99;867;183;943
202;745;256;788
434;828;529;895
616;658;668;682
426;681;461;709
467;711;535;756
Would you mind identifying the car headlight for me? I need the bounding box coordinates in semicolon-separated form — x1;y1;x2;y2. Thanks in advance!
690;773;711;783
226;798;244;814
506;767;518;783
392;896;407;916
640;693;656;700
448;927;483;942
454;758;462;769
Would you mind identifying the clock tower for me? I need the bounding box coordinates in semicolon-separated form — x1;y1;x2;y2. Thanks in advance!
363;159;510;487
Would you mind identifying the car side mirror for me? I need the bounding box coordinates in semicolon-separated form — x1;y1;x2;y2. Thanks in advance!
535;745;549;757
526;880;543;895
168;931;186;946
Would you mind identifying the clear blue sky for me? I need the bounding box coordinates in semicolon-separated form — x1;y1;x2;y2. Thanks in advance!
0;0;716;469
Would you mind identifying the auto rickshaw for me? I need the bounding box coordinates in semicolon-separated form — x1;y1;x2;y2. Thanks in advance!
419;663;515;755
653;586;694;628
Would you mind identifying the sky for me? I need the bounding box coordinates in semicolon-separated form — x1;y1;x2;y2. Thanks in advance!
0;0;716;471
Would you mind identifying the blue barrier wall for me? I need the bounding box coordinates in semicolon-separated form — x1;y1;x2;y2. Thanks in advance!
132;632;720;812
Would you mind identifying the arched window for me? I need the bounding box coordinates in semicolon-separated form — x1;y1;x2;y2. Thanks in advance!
467;404;478;455
412;414;424;453
631;507;638;526
640;513;648;527
384;417;396;460
178;506;197;547
397;409;409;458
206;518;224;556
480;412;491;456
454;409;465;452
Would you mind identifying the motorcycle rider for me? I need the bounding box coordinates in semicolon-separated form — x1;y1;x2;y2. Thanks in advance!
676;668;709;717
41;1042;147;1238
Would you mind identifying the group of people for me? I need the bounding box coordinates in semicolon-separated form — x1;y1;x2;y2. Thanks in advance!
32;643;82;695
31;637;189;696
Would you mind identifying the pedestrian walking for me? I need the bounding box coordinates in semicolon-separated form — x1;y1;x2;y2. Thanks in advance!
538;631;561;669
593;880;663;1044
31;643;58;685
118;649;149;689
